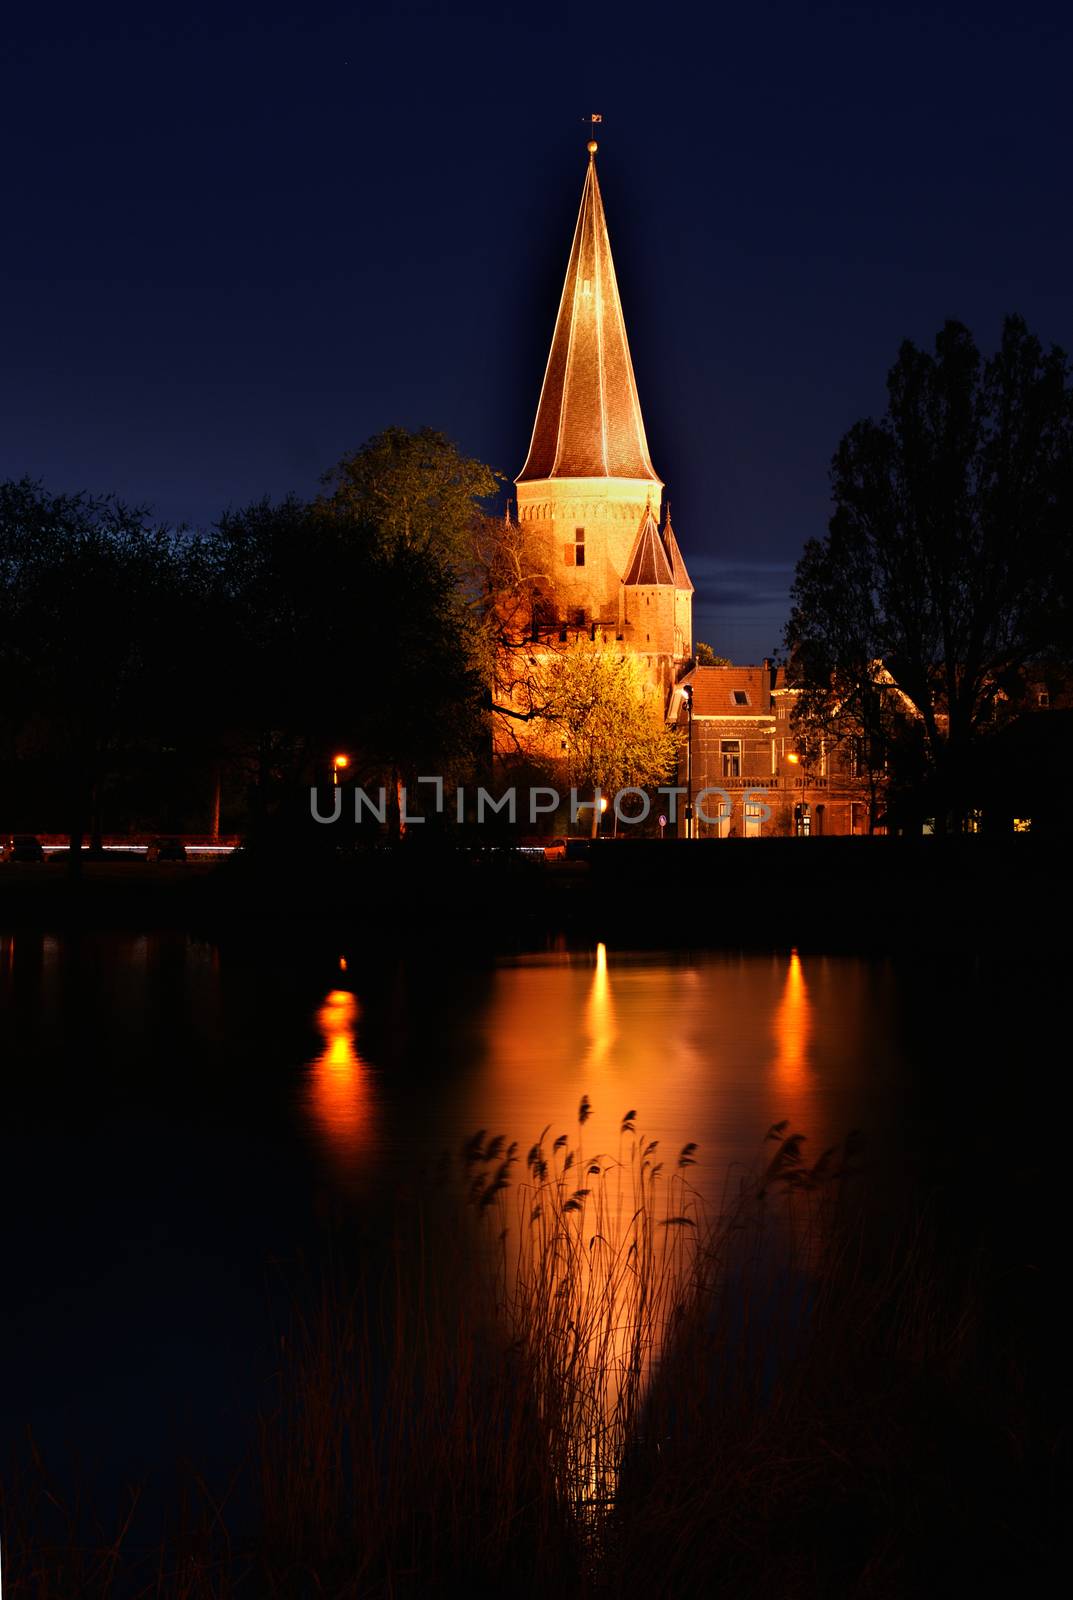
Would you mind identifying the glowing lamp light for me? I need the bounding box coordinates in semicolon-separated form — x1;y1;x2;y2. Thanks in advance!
332;753;350;785
787;752;800;765
599;796;609;812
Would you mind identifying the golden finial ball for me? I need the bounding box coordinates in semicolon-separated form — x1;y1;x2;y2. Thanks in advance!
587;139;598;154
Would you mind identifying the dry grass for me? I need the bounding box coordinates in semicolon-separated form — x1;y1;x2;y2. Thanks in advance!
1;1105;1059;1597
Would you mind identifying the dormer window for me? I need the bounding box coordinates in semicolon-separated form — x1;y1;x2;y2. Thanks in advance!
732;690;749;706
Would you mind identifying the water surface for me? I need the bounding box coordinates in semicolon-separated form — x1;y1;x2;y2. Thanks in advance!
0;928;1033;1495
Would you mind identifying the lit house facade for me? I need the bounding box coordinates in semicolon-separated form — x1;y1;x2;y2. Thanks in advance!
674;665;877;837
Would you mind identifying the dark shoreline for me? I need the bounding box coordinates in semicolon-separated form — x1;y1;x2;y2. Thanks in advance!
0;836;1068;955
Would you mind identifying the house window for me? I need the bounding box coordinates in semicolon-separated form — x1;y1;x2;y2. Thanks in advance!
1038;691;1050;708
573;607;585;628
720;739;741;778
732;690;749;706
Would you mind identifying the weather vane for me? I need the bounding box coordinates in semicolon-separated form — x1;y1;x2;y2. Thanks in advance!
583;112;602;153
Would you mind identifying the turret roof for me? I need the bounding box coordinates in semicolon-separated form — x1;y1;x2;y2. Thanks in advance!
623;505;674;586
661;507;694;592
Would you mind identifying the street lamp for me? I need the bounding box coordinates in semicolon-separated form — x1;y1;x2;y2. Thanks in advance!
332;753;350;786
682;683;694;838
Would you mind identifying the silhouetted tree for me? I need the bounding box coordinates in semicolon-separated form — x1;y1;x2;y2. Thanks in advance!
203;494;485;841
786;316;1073;829
0;478;195;862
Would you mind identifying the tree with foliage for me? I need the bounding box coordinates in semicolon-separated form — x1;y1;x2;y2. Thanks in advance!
539;639;681;835
318;426;502;566
203;493;485;840
695;641;731;668
0;478;197;864
786;315;1073;830
466;509;558;747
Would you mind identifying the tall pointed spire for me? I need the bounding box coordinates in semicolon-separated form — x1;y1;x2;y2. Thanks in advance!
517;145;660;484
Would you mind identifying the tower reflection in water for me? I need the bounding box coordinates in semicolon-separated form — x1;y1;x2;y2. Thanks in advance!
771;949;814;1127
307;985;373;1181
457;944;833;1514
584;939;616;1076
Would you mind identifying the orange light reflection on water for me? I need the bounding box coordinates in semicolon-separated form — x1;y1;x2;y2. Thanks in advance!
307;987;372;1178
773;950;811;1086
584;941;616;1076
770;949;815;1135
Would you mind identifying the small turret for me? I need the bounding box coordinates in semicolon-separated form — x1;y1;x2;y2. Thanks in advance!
662;504;694;662
623;504;674;587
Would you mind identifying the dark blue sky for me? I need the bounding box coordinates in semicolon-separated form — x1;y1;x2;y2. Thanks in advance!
4;1;1071;660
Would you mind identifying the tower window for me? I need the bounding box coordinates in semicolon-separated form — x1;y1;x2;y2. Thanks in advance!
575;527;585;567
573;607;585;628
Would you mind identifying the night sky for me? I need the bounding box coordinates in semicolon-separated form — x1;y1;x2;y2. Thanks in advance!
5;2;1071;661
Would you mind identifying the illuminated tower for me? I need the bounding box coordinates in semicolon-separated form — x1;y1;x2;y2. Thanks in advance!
515;139;693;704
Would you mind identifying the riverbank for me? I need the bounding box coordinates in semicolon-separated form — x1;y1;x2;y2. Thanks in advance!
0;836;1067;953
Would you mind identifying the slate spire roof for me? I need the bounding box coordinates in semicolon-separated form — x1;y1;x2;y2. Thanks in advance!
623;504;674;586
517;146;660;484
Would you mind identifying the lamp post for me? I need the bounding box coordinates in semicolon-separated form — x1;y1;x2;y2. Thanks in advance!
683;683;694;839
786;752;810;835
332;753;350;786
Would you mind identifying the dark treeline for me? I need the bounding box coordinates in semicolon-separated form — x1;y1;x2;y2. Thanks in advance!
0;430;499;855
787;314;1073;832
3;315;1072;852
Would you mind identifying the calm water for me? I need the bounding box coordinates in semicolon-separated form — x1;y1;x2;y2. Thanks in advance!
0;928;1044;1495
